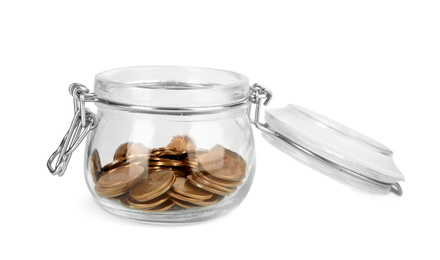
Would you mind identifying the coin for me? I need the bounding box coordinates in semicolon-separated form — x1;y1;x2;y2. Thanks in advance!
126;155;150;167
150;148;186;159
197;145;224;165
186;149;208;161
119;194;135;209
170;168;186;177
102;140;246;211
114;142;134;161
201;194;224;206
126;193;169;209
98;165;144;188
91;150;102;183
192;172;236;192
126;143;150;158
101;155;149;173
186;175;233;196
170;197;203;209
167;190;205;205
171;177;213;200
198;146;246;181
95;181;133;198
168;190;223;207
143;199;175;212
101;158;127;173
148;161;184;167
207;164;246;182
199;145;246;170
167;135;196;153
196;171;242;188
129;170;176;202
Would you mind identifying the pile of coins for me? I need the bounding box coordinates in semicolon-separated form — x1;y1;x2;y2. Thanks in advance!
91;136;246;212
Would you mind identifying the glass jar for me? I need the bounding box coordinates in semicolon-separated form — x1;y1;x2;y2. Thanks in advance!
48;66;405;224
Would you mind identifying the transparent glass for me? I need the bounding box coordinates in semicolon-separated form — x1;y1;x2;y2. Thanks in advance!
84;66;256;224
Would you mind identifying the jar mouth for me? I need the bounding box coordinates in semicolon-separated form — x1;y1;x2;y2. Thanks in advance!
94;66;250;109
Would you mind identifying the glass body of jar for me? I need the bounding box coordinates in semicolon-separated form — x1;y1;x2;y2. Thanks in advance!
83;66;256;223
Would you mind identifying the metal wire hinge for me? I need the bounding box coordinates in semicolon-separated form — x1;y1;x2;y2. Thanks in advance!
47;83;98;176
247;83;275;135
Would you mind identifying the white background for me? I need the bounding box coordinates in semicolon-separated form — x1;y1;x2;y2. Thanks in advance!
1;1;439;259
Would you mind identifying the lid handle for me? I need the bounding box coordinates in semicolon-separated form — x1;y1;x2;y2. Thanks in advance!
47;84;98;176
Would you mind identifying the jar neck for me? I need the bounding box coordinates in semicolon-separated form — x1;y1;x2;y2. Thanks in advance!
95;101;250;119
93;95;250;116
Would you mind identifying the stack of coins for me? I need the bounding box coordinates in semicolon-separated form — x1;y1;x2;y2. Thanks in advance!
91;136;246;212
95;165;145;198
124;170;176;212
189;145;246;196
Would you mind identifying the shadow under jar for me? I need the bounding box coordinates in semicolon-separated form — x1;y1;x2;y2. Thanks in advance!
85;66;256;223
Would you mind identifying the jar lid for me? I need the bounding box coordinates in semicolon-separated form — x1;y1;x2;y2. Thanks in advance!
94;66;249;110
262;104;405;195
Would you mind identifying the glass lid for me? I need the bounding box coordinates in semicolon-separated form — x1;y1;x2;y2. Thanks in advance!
249;84;404;195
260;104;405;195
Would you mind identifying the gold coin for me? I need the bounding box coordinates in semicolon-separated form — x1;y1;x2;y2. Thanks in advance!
148;167;185;178
202;194;224;206
171;177;213;200
170;197;203;209
101;158;127;173
114;142;134;161
101;155;149;173
169;168;186;177
167;190;222;207
119;194;135;209
148;166;175;172
197;145;224;165
149;157;183;163
186;149;208;161
91;150;102;183
199;145;246;170
143;199;175;212
196;171;242;188
151;148;186;158
167;135;196;153
167;190;205;205
149;161;183;167
183;166;198;176
126;143;150;158
207;164;246;182
192;172;237;192
126;193;169;209
125;155;150;168
186;175;233;196
129;170;176;202
182;157;197;167
95;181;132;198
198;146;246;181
98;165;144;188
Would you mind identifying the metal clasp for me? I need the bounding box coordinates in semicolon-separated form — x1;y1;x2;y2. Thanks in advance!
248;83;275;135
47;84;98;176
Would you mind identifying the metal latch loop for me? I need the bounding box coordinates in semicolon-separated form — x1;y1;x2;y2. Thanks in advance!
248;83;275;135
47;84;98;177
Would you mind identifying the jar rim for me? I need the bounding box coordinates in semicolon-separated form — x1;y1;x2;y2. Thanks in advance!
95;66;248;90
94;66;250;110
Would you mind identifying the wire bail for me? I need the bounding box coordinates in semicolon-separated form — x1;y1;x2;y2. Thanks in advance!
247;83;274;135
47;84;98;176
